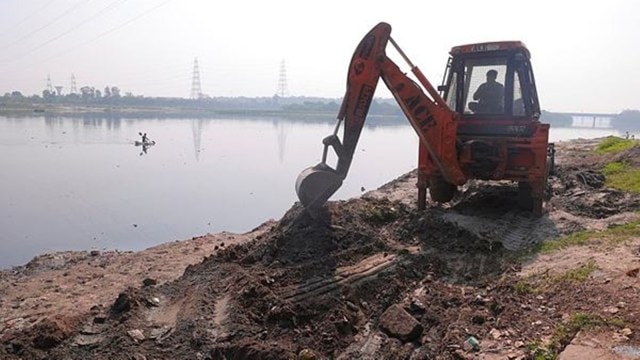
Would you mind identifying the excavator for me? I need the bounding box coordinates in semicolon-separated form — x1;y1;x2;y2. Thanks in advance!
295;22;552;216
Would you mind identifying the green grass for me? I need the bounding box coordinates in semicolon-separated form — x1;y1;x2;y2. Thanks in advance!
603;163;640;193
528;312;625;359
532;220;640;254
535;230;595;253
595;136;639;154
551;261;598;283
602;161;629;175
515;261;598;296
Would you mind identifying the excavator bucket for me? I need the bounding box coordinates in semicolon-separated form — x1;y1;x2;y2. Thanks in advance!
295;164;343;210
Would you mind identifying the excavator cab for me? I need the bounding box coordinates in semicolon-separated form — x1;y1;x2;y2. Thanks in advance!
441;42;540;132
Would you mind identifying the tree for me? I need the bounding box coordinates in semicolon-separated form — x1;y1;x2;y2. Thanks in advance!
80;86;95;99
104;86;111;98
111;86;120;98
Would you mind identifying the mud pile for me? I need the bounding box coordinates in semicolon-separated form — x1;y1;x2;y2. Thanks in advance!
2;138;640;360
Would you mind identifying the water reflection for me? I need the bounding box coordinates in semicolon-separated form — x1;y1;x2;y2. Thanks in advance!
0;113;629;269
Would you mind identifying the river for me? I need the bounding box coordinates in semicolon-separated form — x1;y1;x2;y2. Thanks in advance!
0;114;621;268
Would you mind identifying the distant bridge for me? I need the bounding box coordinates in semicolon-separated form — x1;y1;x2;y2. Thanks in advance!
554;112;618;129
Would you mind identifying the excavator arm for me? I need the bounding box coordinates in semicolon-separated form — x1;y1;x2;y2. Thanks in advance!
296;22;466;210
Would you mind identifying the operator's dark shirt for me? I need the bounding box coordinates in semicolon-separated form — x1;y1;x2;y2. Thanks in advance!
473;80;504;113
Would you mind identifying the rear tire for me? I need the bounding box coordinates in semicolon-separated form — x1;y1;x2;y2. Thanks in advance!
518;182;533;211
429;178;457;203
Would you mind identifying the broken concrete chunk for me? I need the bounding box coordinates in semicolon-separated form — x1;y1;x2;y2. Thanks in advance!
379;304;423;342
127;329;145;342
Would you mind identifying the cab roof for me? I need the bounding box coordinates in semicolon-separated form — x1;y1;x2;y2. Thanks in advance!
450;41;530;57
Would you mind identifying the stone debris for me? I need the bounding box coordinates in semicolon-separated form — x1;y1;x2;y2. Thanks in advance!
378;304;423;342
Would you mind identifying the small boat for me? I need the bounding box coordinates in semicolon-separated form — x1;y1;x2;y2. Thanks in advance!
134;140;156;146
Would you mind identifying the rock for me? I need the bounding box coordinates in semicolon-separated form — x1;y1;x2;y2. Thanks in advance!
90;250;100;257
621;328;633;337
514;340;525;348
112;291;137;314
626;268;639;277
489;328;502;339
127;329;145;342
604;306;619;314
31;317;75;349
298;348;318;360
145;297;160;307
142;278;157;287
379;304;423;342
73;334;105;347
410;299;426;313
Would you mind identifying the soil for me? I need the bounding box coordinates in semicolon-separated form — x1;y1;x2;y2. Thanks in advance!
2;138;640;360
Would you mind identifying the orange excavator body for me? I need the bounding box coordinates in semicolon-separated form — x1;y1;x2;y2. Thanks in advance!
295;23;551;215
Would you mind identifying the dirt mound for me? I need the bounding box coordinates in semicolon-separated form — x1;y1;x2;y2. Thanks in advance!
2;138;640;360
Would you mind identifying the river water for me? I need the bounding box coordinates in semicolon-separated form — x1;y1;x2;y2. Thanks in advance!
0;115;621;268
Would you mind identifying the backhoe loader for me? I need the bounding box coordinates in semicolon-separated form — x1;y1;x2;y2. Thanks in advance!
296;22;552;216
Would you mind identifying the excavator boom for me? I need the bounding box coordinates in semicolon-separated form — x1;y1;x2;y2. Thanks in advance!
296;22;465;210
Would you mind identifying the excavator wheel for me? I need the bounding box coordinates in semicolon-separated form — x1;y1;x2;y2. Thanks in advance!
518;182;544;216
517;182;534;210
429;177;457;203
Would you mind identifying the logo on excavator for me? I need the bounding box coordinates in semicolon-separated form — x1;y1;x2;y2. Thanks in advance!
354;85;375;118
404;94;436;130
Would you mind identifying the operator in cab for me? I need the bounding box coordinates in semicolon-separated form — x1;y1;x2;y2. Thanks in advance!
469;69;504;114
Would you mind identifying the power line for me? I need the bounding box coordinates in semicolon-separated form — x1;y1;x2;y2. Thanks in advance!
0;0;175;77
0;0;58;34
3;0;127;62
43;0;175;63
3;0;95;49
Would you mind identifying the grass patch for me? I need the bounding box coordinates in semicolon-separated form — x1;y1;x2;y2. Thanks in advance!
535;230;595;253
528;312;625;359
514;280;534;295
530;220;640;254
595;136;639;154
602;161;628;175
605;221;640;245
551;261;598;283
515;261;598;296
605;166;640;193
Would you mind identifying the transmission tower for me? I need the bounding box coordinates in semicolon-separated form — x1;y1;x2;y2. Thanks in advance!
190;57;202;99
46;74;54;93
276;59;288;97
69;74;77;94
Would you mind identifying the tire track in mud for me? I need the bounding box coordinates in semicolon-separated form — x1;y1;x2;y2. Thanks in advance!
441;211;560;251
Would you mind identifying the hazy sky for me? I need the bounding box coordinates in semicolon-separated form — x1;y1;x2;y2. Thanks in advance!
0;0;638;113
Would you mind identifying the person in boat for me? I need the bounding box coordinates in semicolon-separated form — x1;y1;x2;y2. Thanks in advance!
141;133;149;143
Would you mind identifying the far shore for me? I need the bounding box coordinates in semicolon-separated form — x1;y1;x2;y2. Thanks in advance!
0;103;336;119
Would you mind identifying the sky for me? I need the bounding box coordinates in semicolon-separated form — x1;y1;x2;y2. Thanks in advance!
0;0;638;113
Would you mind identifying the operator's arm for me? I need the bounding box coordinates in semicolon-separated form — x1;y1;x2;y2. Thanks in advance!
473;83;485;100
